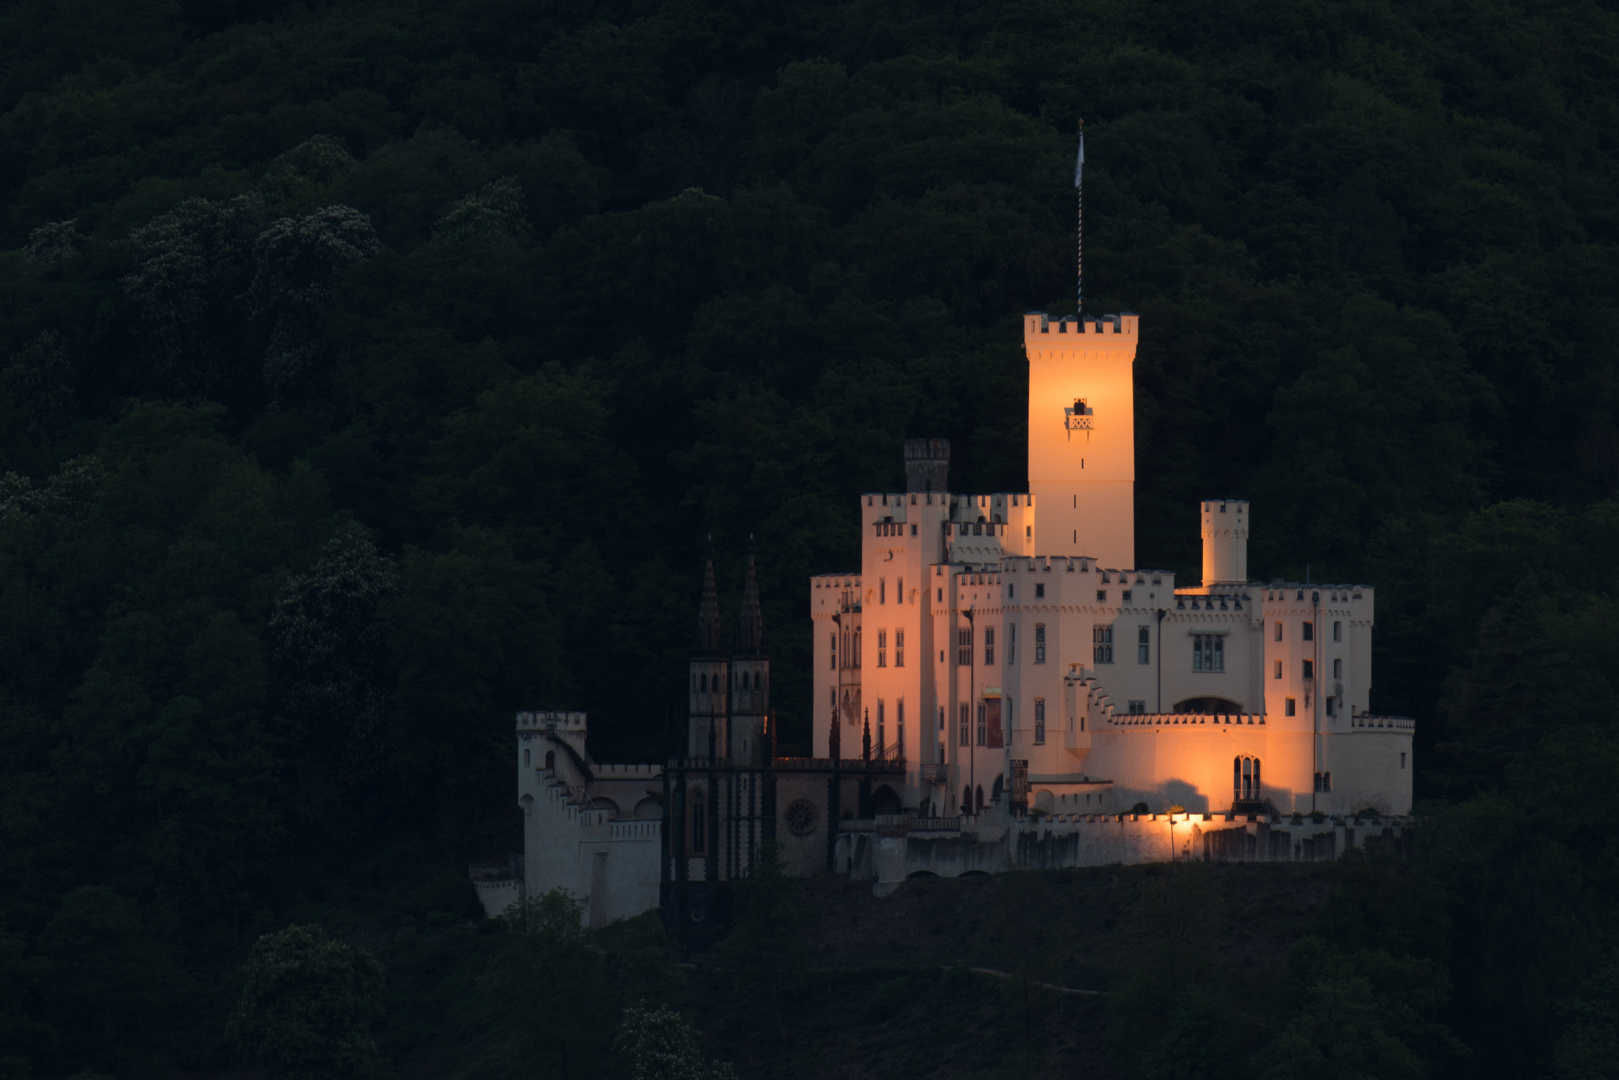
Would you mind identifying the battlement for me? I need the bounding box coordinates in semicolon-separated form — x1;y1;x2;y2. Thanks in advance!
1023;312;1139;339
1350;714;1415;731
1110;712;1266;727
517;710;586;731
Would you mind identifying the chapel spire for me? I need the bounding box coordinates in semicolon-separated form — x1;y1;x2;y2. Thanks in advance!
735;536;764;657
693;542;725;656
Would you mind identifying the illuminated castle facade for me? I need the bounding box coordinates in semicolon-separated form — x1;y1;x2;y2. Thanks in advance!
809;311;1414;829
477;305;1416;929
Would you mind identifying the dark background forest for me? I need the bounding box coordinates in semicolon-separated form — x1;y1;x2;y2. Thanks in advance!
1;0;1617;1077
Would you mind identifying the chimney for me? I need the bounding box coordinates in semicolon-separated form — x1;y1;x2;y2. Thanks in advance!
1200;500;1249;586
904;438;950;493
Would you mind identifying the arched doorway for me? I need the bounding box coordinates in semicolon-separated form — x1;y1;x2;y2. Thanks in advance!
872;785;902;816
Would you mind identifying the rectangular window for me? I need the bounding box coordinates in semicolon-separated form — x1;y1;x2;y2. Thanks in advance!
1303;659;1314;680
984;627;995;666
523;748;531;766
1008;624;1016;664
1122;589;1133;603
1285;697;1296;716
1193;635;1224;672
957;628;972;666
1325;696;1336;717
959;703;970;745
830;633;836;668
854;629;861;668
898;699;905;756
1333;658;1342;679
937;588;943;602
1093;625;1114;664
1097;590;1107;603
1274;660;1283;679
1034;699;1046;745
1035;623;1047;663
880;578;886;604
1400;752;1406;769
976;702;987;746
877;700;885;750
1129;700;1146;714
1137;625;1150;664
897;577;903;602
1036;583;1045;598
1303;621;1314;641
1275;621;1283;642
877;629;887;668
1333;620;1342;642
895;629;905;667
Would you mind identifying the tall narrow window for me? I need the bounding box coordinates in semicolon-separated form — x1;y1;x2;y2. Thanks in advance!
984;627;995;665
1275;622;1283;642
1302;659;1314;680
1008;624;1016;663
897;699;905;757
1137;625;1150;664
959;703;970;745
855;629;861;667
1333;658;1342;679
691;794;705;854
895;629;905;667
1035;623;1047;663
897;577;903;602
1093;625;1114;664
877;629;887;668
879;578;886;604
1285;697;1296;717
1333;620;1342;642
1303;621;1314;641
1326;696;1336;717
938;706;945;732
976;702;987;746
830;633;836;669
1036;583;1046;598
877;701;885;754
1034;700;1046;745
957;628;973;666
1274;660;1282;679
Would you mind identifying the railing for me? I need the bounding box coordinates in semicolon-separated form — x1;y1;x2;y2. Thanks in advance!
1350;714;1416;731
920;763;949;782
1111;712;1264;727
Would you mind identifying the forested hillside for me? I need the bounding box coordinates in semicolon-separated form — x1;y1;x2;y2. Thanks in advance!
2;1;1617;1077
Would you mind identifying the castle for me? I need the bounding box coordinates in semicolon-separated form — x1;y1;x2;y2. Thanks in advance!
472;237;1414;934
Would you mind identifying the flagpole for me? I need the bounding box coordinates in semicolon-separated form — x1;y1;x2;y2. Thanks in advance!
1076;118;1084;316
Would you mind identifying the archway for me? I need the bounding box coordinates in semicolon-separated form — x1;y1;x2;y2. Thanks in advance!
872;784;902;816
1173;696;1244;715
974;785;985;814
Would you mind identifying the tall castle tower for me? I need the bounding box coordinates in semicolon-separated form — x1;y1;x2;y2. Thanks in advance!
1023;312;1139;566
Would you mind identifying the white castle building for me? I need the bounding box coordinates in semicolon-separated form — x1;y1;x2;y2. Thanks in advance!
810;311;1412;828
476;276;1415;932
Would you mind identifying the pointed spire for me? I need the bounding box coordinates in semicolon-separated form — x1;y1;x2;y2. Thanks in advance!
693;538;724;656
735;534;764;656
862;708;872;762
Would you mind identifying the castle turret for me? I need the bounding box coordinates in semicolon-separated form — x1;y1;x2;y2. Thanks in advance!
689;549;728;759
1201;499;1249;586
730;539;770;765
904;438;950;493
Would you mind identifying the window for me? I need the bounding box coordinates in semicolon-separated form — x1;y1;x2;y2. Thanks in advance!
1093;625;1114;664
984;628;995;665
1333;658;1342;679
896;629;905;667
959;703;970;745
1193;635;1224;672
1008;584;1014;599
976;702;987;746
1314;771;1333;792
898;699;905;755
830;633;836;669
1303;621;1314;641
1400;752;1406;769
1274;622;1283;642
691;794;705;853
897;577;903;602
877;629;887;667
957;628;973;666
1008;624;1016;663
1036;583;1045;598
854;629;861;667
1122;589;1133;603
1303;659;1314;680
938;706;945;731
1034;700;1046;745
1326;696;1336;717
1129;700;1146;714
1333;620;1342;642
937;588;943;602
1274;660;1282;679
1233;756;1262;801
1137;626;1150;664
1034;623;1047;663
1097;590;1108;602
523;748;531;766
879;578;886;604
877;701;885;751
1285;697;1296;716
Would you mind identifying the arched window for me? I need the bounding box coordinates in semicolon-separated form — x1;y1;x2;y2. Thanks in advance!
754;671;762;689
1233;756;1262;801
544;750;555;772
975;785;985;813
962;785;972;816
699;672;707;692
691;794;705;854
